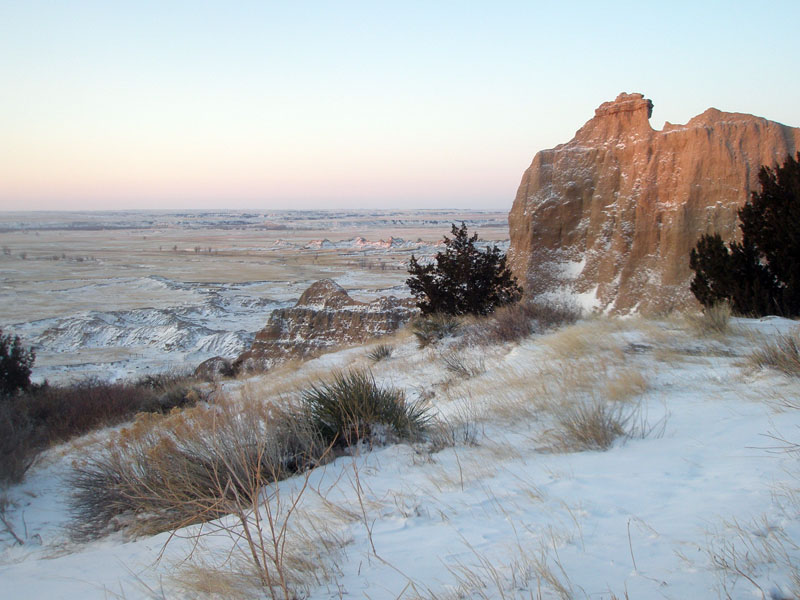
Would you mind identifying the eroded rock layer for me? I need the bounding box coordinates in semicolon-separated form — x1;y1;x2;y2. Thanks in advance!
507;92;800;313
234;279;415;372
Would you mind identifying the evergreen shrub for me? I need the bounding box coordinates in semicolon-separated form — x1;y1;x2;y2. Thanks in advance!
407;223;522;316
690;153;800;316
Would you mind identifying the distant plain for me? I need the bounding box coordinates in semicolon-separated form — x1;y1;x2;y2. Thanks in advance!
0;209;509;381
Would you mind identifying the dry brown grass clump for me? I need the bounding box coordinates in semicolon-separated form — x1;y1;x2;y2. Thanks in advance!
687;301;733;336
68;394;325;540
748;329;800;377
545;400;631;452
461;298;581;346
540;317;633;361
69;366;431;541
603;367;649;402
440;350;486;379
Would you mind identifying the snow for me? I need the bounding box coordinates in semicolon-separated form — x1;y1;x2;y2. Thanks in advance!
7;277;296;383
2;316;800;598
558;257;587;280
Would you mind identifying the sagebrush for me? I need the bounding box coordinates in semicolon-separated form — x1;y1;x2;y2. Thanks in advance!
1;374;203;484
461;298;581;345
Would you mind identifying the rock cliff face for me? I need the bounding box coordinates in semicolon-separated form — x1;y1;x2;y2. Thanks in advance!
234;279;415;372
507;92;800;313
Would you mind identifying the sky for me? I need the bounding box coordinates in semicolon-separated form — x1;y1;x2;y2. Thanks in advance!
1;1;799;212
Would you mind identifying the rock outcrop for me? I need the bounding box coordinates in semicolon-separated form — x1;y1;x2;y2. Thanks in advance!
234;279;415;372
508;92;800;313
194;356;235;381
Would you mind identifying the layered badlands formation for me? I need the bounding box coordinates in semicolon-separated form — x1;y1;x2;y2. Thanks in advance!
508;93;800;313
232;279;415;372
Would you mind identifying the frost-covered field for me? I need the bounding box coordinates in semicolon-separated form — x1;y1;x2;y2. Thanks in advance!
0;209;508;382
2;314;800;599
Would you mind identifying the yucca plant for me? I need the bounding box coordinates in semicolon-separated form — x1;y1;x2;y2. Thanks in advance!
366;343;394;362
302;369;430;447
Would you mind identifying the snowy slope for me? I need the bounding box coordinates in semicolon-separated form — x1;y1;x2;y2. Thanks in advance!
1;316;800;599
7;277;294;383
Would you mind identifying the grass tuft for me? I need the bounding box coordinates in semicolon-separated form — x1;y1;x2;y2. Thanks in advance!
546;400;631;452
68;395;324;540
302;368;431;448
366;343;394;362
688;301;732;336
440;350;485;379
749;329;800;377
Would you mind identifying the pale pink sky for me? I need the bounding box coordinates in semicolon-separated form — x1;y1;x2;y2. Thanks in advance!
2;1;799;211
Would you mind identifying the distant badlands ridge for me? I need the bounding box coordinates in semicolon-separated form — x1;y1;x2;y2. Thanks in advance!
298;236;427;250
507;92;800;313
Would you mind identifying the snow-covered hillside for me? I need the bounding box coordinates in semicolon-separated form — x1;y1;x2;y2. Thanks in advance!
2;315;800;599
8;276;295;383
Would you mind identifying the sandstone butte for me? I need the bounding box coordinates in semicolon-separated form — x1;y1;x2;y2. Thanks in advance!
232;279;415;373
507;92;800;313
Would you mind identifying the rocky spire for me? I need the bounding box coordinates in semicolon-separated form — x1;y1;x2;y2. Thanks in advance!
507;93;800;313
575;92;655;141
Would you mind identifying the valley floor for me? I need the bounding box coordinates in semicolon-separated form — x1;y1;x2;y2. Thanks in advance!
2;314;800;599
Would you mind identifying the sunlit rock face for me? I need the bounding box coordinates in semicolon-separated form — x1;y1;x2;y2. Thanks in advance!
507;92;800;313
234;279;416;372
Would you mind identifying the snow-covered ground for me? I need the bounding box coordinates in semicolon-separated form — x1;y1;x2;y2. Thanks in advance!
2;315;800;599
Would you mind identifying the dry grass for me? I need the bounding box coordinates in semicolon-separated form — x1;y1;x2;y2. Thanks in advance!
68;392;325;540
450;316;653;454
458;298;581;347
403;531;576;600
748;329;800;377
460;363;543;424
541;317;628;360
424;400;484;454
237;361;332;401
603;367;648;402
424;455;498;493
705;514;800;600
652;345;691;365
470;351;640;425
544;400;632;452
170;469;350;600
686;301;733;336
440;350;486;379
